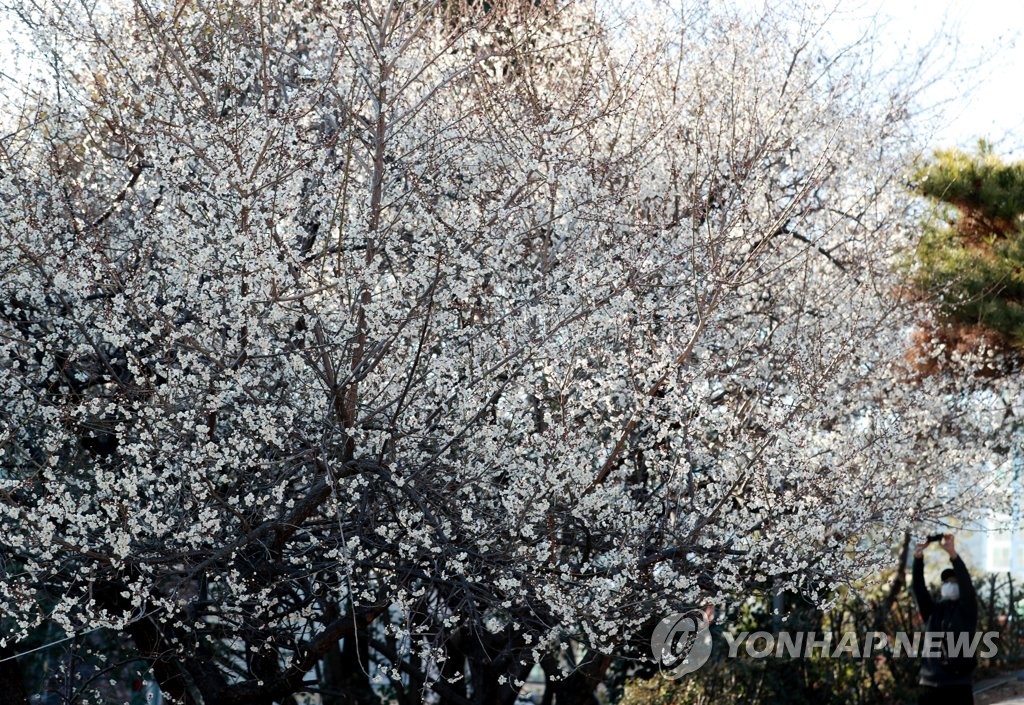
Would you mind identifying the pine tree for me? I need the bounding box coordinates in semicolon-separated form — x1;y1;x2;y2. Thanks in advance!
911;142;1024;354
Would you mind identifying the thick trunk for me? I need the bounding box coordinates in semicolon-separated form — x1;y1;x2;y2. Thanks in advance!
542;650;610;705
0;644;28;705
335;620;378;705
463;643;534;705
317;600;350;705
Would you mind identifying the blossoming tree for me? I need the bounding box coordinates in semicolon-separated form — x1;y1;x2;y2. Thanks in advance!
0;0;1009;702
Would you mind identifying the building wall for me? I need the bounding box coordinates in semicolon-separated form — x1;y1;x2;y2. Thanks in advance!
955;516;1023;577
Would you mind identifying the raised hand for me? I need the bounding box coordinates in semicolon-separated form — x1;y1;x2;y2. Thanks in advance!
940;533;958;559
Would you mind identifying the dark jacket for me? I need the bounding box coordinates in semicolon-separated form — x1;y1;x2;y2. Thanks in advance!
911;554;978;686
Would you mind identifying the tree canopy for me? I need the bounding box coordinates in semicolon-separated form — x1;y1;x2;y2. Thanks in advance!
0;0;1013;702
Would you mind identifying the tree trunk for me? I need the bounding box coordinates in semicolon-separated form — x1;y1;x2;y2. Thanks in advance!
0;644;28;705
335;616;378;705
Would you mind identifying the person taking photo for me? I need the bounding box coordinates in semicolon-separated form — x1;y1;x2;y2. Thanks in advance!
912;533;978;705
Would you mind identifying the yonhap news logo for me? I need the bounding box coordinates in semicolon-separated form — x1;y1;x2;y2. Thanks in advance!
650;616;1000;679
650;609;714;678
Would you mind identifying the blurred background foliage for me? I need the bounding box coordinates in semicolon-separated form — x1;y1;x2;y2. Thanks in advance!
617;561;1024;705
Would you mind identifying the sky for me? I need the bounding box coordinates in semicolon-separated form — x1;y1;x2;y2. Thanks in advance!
2;0;1024;155
819;0;1024;157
